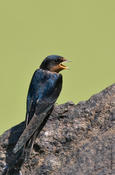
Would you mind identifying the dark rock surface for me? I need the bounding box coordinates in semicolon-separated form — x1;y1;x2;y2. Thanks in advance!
0;84;115;175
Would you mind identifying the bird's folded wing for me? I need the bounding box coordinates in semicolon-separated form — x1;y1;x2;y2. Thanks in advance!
13;105;52;154
13;73;62;154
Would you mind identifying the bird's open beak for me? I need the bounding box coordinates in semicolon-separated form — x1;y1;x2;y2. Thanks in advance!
59;58;71;70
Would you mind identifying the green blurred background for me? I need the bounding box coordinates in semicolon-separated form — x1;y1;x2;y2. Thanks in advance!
0;0;115;134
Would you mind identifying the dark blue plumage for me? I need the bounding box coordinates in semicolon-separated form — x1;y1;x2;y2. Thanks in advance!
26;69;62;123
27;69;61;111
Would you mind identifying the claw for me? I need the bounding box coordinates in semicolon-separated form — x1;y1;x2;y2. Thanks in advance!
19;170;23;175
3;165;8;170
3;165;8;173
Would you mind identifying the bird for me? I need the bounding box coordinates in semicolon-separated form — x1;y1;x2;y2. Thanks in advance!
3;55;69;175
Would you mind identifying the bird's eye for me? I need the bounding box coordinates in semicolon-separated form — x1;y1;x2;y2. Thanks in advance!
55;59;59;63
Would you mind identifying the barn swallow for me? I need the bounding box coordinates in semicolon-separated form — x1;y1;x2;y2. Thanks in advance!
4;55;69;175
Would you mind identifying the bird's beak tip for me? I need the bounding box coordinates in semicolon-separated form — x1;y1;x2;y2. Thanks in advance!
63;58;72;63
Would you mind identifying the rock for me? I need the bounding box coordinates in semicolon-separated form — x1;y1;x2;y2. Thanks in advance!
0;84;115;175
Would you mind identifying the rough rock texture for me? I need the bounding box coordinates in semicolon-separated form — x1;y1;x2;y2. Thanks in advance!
0;84;115;175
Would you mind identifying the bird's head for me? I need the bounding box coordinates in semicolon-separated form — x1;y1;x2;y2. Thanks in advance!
40;55;69;73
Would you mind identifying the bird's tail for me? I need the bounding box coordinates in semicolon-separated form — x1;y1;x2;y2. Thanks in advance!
2;148;24;175
3;165;22;175
2;138;35;175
